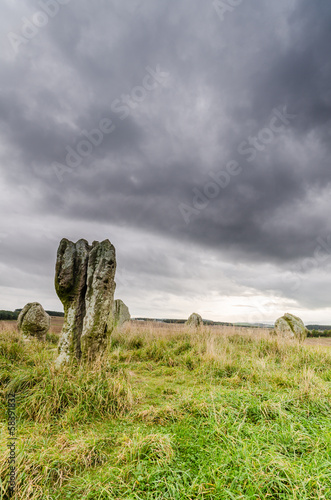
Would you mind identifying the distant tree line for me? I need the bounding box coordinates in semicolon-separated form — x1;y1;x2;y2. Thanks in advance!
0;309;64;320
0;310;19;320
308;329;331;338
44;311;64;317
307;324;331;331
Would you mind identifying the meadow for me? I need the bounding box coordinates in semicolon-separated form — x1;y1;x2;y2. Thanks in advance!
1;319;331;499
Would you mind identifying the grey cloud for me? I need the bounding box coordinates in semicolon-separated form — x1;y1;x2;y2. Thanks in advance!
0;0;331;319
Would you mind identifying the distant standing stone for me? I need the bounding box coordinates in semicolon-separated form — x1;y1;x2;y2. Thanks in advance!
113;299;131;327
186;313;203;328
17;302;50;341
274;313;308;342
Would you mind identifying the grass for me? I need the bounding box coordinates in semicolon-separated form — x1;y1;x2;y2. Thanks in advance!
0;321;331;499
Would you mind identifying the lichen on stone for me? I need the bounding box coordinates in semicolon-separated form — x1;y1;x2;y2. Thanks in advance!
186;313;203;328
17;302;50;341
55;238;116;365
274;313;308;342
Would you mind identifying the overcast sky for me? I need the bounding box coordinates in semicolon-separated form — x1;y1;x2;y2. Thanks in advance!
1;0;331;324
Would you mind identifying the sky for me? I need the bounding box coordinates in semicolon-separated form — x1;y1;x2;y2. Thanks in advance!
1;0;331;324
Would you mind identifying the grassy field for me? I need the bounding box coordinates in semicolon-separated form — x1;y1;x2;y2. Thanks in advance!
1;320;331;499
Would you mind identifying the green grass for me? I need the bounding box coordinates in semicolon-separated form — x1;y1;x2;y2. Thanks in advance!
1;323;331;499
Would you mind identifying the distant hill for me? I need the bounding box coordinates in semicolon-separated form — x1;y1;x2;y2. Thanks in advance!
233;322;273;329
133;318;331;330
307;324;331;331
134;318;254;327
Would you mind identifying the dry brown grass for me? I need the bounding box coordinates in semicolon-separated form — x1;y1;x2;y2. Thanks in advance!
0;317;63;334
0;320;18;333
2;317;331;348
119;320;271;342
48;316;64;335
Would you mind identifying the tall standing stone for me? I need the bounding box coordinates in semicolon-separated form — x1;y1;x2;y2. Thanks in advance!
55;238;116;365
17;302;50;341
55;239;90;365
81;240;116;361
112;299;131;327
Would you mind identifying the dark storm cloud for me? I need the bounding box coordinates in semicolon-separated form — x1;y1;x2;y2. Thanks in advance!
1;0;331;316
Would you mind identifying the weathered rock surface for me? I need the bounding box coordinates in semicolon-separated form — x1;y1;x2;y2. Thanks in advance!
112;299;131;327
17;303;50;341
81;240;116;361
55;238;116;365
55;239;90;364
274;313;308;341
186;313;203;328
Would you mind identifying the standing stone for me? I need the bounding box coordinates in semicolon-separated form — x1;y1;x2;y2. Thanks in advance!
274;313;308;342
55;238;116;365
55;239;90;364
80;240;116;361
112;299;131;327
17;303;50;341
186;313;203;328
